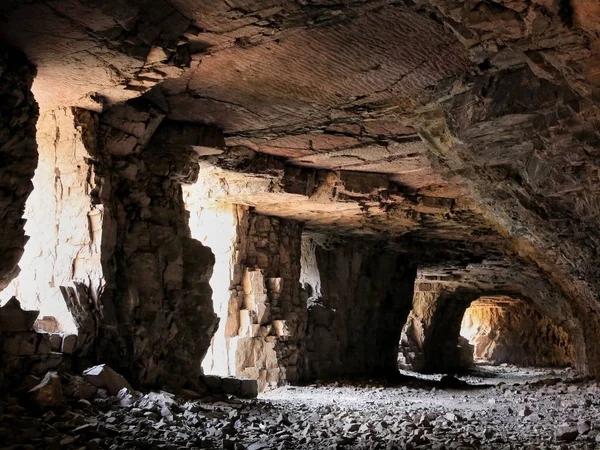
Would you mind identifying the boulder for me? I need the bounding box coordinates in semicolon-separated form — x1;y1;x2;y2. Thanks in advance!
83;364;132;396
28;371;64;408
556;423;579;442
0;297;39;332
65;375;98;400
240;379;258;398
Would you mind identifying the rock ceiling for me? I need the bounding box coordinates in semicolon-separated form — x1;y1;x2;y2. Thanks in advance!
2;0;600;343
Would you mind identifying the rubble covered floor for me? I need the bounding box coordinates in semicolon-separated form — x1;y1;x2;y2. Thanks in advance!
2;367;599;450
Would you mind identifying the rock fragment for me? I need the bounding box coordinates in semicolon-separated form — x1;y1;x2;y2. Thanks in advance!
83;364;132;396
28;371;64;408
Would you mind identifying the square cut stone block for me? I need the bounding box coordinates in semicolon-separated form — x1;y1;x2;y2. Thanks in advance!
1;331;39;355
221;377;242;395
36;333;51;355
239;310;253;337
202;375;222;391
240;379;258;398
48;333;63;352
62;334;77;354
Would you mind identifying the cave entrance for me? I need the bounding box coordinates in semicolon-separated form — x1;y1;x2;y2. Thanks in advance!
0;109;104;335
398;286;576;382
184;176;300;392
459;296;575;371
183;179;241;377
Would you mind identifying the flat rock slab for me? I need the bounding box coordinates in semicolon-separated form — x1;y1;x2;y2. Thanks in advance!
83;364;132;396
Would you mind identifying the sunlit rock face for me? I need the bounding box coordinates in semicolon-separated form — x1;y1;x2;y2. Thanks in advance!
461;297;574;367
1;108;103;334
0;45;38;292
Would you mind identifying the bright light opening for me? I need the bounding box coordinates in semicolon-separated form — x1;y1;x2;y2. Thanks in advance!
184;183;238;376
0;109;104;335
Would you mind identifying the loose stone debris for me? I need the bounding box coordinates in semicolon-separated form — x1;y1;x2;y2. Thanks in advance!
3;365;600;449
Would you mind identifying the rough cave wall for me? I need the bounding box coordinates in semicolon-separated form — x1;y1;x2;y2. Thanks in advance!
422;0;600;376
0;298;78;389
1;108;103;335
0;46;81;389
0;44;38;292
462;299;574;367
228;212;305;392
399;282;478;374
302;240;417;380
94;105;219;389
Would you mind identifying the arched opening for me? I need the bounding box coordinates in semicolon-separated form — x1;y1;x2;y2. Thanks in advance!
399;293;577;380
183;161;308;392
460;296;574;369
398;267;580;381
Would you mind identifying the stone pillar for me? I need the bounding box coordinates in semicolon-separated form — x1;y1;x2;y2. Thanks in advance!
0;44;38;292
96;106;219;388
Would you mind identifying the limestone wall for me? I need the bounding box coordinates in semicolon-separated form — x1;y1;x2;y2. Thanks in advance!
302;239;417;380
0;108;103;334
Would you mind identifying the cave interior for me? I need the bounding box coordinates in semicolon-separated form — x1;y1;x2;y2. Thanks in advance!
2;0;600;448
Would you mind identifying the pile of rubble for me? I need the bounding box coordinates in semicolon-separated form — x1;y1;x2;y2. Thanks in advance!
0;298;78;388
1;362;263;450
3;365;600;449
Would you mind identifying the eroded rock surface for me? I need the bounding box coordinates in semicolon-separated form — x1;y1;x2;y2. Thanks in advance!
0;45;38;292
94;105;219;388
3;0;600;407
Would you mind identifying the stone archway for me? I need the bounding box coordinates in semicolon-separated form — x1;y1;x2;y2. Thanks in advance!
398;262;585;374
461;297;574;367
